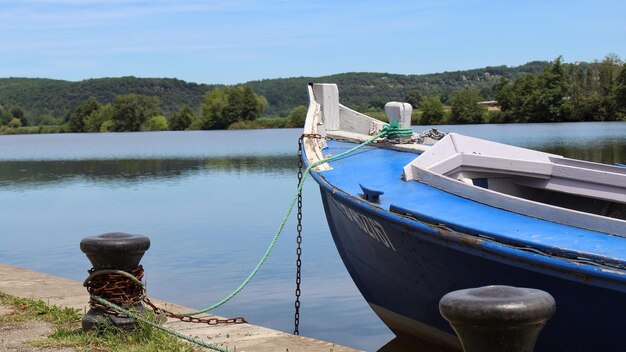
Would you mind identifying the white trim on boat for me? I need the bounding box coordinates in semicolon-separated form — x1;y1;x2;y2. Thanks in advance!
303;83;434;171
404;133;626;237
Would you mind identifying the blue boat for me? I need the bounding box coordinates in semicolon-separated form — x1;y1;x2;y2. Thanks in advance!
301;83;626;351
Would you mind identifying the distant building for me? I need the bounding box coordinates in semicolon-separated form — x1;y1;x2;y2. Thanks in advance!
477;100;500;111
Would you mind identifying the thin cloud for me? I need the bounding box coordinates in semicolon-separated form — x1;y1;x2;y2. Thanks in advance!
0;0;304;30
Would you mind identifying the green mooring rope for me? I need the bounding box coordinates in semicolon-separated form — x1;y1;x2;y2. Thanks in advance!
89;122;412;350
90;295;231;352
384;121;414;139
182;122;411;316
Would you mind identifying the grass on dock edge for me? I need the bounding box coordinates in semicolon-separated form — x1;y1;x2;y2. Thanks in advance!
0;291;202;351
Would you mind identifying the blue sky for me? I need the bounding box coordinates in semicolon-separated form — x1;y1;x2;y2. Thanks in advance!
1;0;625;84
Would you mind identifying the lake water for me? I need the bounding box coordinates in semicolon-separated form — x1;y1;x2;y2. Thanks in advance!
0;122;625;351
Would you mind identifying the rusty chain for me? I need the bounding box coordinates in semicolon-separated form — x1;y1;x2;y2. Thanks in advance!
84;266;246;325
142;296;246;325
85;266;145;316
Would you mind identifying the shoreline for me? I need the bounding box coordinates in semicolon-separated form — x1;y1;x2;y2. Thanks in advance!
0;263;360;352
2;119;626;136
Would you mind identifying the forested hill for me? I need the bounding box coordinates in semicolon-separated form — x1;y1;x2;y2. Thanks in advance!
0;77;220;119
251;61;550;115
0;61;549;121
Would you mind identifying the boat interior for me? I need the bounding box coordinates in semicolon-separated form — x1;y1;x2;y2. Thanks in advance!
403;133;626;221
304;83;626;236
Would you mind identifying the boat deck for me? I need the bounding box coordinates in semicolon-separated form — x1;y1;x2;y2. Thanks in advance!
316;140;626;271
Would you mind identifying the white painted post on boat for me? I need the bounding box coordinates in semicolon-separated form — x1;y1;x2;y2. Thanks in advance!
312;84;340;131
439;285;555;352
384;102;412;129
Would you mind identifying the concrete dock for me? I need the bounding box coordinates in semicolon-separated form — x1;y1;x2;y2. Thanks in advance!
0;263;361;352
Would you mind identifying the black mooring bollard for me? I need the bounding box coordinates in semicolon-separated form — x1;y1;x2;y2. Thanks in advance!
439;285;555;352
80;232;151;331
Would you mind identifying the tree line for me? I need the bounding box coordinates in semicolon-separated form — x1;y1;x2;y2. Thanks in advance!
407;54;626;125
0;61;548;126
0;77;214;122
0;85;313;134
64;86;271;133
1;55;625;133
495;54;626;123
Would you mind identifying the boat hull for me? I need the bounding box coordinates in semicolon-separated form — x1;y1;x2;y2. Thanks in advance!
319;186;626;352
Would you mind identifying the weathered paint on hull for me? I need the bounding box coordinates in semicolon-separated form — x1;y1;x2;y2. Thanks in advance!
319;188;626;352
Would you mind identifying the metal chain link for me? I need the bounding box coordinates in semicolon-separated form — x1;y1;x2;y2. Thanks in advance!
142;296;246;325
416;128;446;144
294;136;304;335
85;266;146;317
294;133;322;335
85;267;246;326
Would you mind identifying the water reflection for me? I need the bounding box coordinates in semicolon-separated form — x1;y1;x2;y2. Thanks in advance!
0;124;625;351
1;141;622;191
0;156;297;190
539;143;626;165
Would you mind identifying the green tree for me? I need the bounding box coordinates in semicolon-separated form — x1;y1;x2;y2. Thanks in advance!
199;86;266;129
169;105;195;131
530;56;571;122
598;53;622;95
494;77;514;113
404;90;422;109
39;115;62;126
100;120;114;132
286;105;307;127
484;110;506;123
419;95;445;125
11;107;28;126
450;89;486;124
111;94;160;132
240;86;265;121
510;74;539;122
0;108;12;125
615;63;626;117
568;64;587;121
479;86;493;100
199;88;229;129
222;87;244;126
595;54;622;121
495;57;572;122
143;115;169;131
85;103;113;132
8;117;21;128
11;107;24;120
368;97;386;110
68;96;101;132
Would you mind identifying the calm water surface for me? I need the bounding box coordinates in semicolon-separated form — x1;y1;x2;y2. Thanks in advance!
0;122;624;351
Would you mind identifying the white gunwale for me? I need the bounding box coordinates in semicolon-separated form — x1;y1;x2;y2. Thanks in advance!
303;83;431;172
404;133;626;237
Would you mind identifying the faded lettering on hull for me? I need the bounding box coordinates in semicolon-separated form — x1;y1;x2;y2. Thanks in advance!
334;199;396;252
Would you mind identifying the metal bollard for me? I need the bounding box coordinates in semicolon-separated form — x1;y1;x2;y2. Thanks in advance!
439;285;555;352
80;232;151;331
